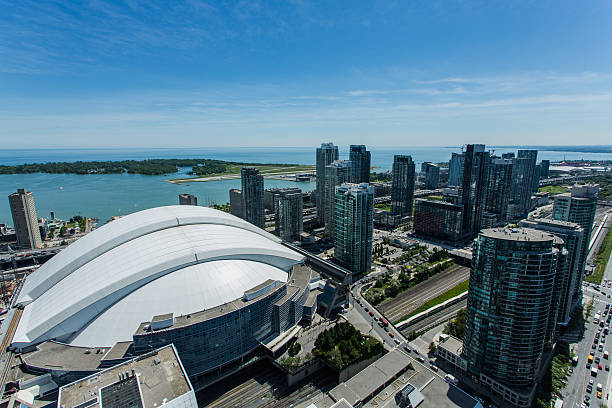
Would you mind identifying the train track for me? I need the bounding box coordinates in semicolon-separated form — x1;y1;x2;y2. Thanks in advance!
0;308;22;397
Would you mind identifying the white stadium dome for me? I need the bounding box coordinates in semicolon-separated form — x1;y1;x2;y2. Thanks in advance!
13;206;304;349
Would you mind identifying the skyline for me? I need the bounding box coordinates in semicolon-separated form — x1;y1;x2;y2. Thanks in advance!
1;1;612;147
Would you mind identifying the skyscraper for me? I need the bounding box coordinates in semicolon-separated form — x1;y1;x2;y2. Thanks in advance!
421;162;440;190
552;184;599;299
459;144;490;237
333;183;374;276
316;143;339;223
482;158;513;226
463;227;559;408
349;145;371;184
519;219;585;326
390;155;415;217
540;160;550;179
501;152;515;159
532;164;541;193
515;149;538;213
274;190;303;242
324;160;352;236
448;153;464;187
178;193;198;206
241;167;265;228
229;189;243;218
9;189;42;249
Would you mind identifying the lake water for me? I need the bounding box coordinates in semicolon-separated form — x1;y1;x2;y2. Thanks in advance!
1;146;611;225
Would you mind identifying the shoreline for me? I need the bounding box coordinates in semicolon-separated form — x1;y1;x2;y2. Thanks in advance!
167;169;315;184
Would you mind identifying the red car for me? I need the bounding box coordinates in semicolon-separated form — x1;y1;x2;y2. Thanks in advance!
388;332;394;338
369;311;374;317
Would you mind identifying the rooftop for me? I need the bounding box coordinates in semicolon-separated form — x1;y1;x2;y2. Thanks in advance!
440;335;464;355
58;345;192;408
480;227;556;242
22;342;110;372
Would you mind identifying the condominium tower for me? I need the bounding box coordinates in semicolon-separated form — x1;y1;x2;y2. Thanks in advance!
274;190;303;242
9;189;42;249
241;167;265;228
178;193;198;206
459;144;489;237
463;227;559;408
324;160;352;236
349;145;371;184
482;158;513;227
390;155;415;217
448;153;464;187
552;184;599;299
316;143;339;223
333;183;374;275
421;162;440;190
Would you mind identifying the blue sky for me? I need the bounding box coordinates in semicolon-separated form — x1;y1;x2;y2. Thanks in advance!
1;1;611;148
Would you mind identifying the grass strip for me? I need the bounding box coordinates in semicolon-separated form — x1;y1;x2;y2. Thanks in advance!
394;279;469;324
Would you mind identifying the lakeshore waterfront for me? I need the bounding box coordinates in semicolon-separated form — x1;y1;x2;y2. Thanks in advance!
1;146;611;225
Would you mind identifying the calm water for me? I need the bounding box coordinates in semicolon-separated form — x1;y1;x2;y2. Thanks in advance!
1;146;611;225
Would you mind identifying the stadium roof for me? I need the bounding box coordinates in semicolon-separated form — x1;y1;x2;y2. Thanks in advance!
13;206;304;348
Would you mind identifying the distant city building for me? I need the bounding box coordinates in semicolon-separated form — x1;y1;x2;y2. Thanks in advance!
501;152;515;159
533;164;541;192
264;187;301;211
448;153;464;187
515;149;538;213
274;190;303;242
323;160;352;236
459;144;490;237
349;144;371;183
413;199;462;242
371;182;392;197
229;189;243;218
8;188;42;249
316;143;339;223
58;345;196;408
519;219;585;326
333;183;374;275
482;158;513;227
421;162;440;190
390;155;415;217
552;184;599;299
540;159;550;179
463;227;560;408
241;167;265;228
178;193;198;206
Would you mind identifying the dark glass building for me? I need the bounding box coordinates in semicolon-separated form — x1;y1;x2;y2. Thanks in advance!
349;144;371;184
241;167;265;228
316;143;339;223
390;155;415;217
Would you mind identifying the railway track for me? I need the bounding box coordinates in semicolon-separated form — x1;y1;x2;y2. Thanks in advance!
0;308;22;397
379;265;469;322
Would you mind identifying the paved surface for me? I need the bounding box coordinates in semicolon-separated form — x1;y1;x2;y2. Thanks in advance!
378;264;469;323
561;248;612;408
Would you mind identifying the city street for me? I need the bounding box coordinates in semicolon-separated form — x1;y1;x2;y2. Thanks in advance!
562;252;612;408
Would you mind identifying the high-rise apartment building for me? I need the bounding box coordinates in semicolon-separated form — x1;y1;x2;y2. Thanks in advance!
390;155;415;217
482;158;513;227
241;167;265;228
333;183;374;276
421;162;440;190
540;160;550;179
178;193;198;206
264;187;301;211
413;199;462;242
519;219;584;326
229;189;243;217
274;190;303;242
324;160;352;236
9;189;42;249
552;184;599;299
349;145;371;184
514;149;538;213
463;227;559;408
448;153;464;187
316;143;339;223
532;164;541;193
459;144;490;237
501;152;515;159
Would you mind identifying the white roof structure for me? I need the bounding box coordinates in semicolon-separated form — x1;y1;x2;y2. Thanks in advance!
13;206;304;348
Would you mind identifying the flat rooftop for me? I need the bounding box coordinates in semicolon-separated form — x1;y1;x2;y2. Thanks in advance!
58;345;192;408
22;342;110;372
480;227;556;242
440;336;464;355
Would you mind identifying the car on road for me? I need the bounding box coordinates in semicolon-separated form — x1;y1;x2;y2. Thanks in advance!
403;345;411;353
365;307;369;312
388;332;394;338
598;391;602;399
587;384;593;393
595;357;600;364
394;339;400;345
369;311;374;317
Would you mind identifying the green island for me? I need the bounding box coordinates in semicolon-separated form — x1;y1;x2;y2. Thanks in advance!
313;322;383;371
0;158;312;177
